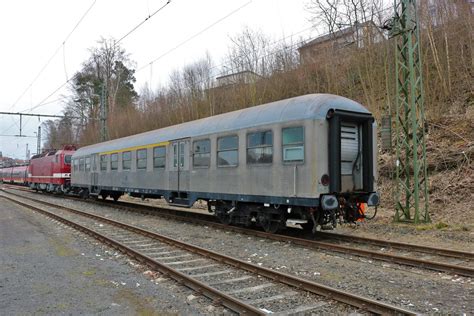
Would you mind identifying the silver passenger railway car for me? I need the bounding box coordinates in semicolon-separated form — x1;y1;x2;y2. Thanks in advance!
71;94;379;232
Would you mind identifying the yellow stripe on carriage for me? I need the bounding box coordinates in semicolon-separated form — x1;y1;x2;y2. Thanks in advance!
99;141;170;156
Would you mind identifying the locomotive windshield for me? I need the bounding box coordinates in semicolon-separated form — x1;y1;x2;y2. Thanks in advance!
64;155;72;164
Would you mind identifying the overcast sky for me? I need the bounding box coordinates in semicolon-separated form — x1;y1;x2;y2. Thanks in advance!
0;0;320;159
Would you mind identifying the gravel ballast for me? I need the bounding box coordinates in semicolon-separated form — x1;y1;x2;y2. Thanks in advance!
4;189;474;314
0;197;208;315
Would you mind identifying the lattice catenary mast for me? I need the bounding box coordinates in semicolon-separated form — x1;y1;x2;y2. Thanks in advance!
391;0;430;223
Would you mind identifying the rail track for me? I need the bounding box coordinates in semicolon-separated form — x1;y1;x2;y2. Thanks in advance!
0;190;416;315
3;184;474;278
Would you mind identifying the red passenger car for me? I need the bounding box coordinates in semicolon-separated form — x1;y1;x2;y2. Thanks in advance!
1;165;28;185
28;145;76;193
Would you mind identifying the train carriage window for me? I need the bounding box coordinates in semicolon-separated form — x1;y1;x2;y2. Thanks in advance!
173;143;178;168
122;151;131;170
64;155;72;165
217;135;238;167
100;155;108;171
282;126;304;162
91;155;97;171
247;131;273;164
179;142;185;167
153;146;166;169
110;153;118;170
137;149;147;170
79;158;85;171
85;157;91;172
193;139;210;168
73;159;78;172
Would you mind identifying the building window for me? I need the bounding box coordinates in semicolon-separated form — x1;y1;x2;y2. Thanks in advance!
111;153;118;170
100;155;108;171
247;131;273;164
85;157;91;172
79;158;85;171
282;126;304;162
137;149;147;170
122;151;131;170
153;146;166;168
217;135;238;167
193;139;210;168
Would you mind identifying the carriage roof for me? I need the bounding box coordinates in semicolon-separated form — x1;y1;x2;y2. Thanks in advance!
74;93;369;157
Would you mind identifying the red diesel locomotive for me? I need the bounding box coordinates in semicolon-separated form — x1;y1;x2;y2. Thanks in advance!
28;145;75;193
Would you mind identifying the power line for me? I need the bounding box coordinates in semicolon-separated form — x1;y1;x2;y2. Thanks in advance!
7;0;97;113
14;0;174;117
137;0;254;72
140;3;399;92
116;0;172;45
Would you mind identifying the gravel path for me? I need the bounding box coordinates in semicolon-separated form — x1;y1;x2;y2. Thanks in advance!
0;196;219;315
6;190;474;314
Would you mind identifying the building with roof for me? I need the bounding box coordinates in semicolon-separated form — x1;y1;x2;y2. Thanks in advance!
298;21;385;65
215;70;263;87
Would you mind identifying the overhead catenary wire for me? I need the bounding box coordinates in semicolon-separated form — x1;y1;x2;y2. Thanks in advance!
15;0;174;116
6;0;97;113
138;3;396;90
137;0;254;73
116;0;171;45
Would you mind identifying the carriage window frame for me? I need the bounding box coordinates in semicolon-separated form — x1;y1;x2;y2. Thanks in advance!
193;139;211;168
100;155;108;172
85;157;91;172
79;157;85;171
110;153;118;170
282;126;305;163
91;155;97;171
73;159;79;172
122;151;131;170
137;149;147;170
246;130;273;164
153;146;166;169
217;135;238;167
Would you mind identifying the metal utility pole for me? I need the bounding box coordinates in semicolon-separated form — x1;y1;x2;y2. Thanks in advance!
100;81;108;142
37;126;41;154
391;0;430;223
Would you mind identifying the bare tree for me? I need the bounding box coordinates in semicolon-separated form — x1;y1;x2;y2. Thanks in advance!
225;27;272;77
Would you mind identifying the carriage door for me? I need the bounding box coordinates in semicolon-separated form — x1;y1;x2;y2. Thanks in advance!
169;139;190;199
340;123;363;191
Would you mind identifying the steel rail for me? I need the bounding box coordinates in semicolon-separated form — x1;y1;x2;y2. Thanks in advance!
0;194;264;316
1;191;416;315
315;231;474;260
88;196;474;277
3;185;473;277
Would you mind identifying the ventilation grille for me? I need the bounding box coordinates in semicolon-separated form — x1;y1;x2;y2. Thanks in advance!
341;123;360;175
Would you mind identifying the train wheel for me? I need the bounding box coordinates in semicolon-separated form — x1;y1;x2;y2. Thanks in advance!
258;211;284;234
79;189;89;199
100;194;107;200
216;209;232;225
300;222;313;232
